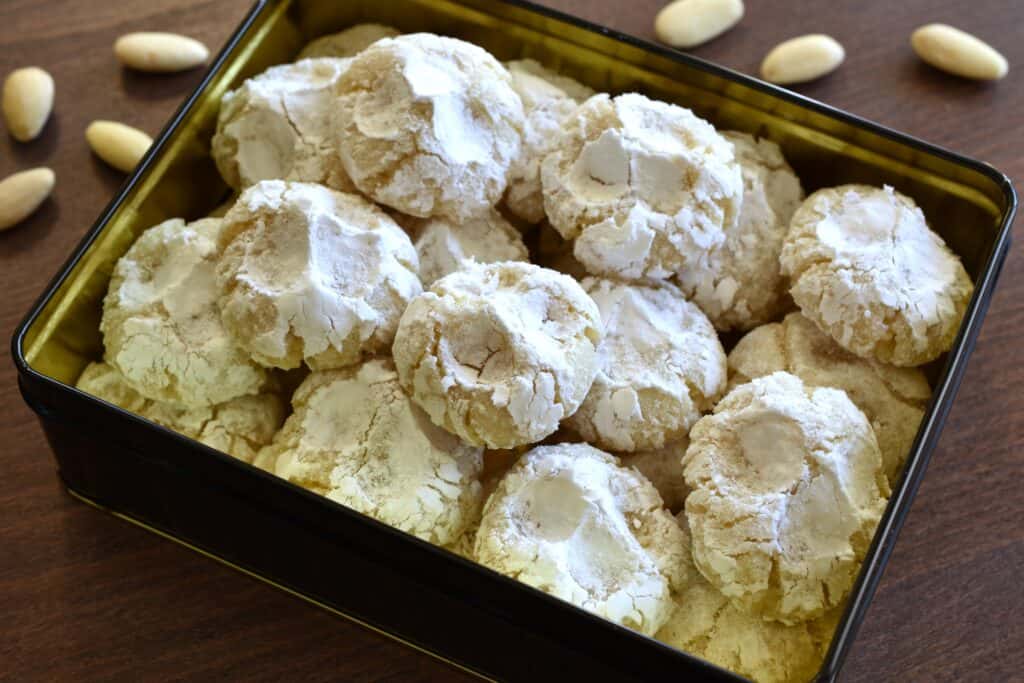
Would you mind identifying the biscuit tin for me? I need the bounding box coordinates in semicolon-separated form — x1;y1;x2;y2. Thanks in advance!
12;0;1016;680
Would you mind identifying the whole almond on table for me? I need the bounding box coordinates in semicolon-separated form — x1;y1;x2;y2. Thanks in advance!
655;0;744;49
114;32;209;73
86;121;153;173
2;67;54;142
911;24;1008;81
760;34;845;85
0;168;55;231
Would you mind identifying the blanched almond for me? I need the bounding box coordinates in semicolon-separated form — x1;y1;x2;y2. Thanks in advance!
86;121;153;173
0;168;55;231
114;32;209;73
2;67;54;142
911;24;1008;81
760;34;845;85
655;0;744;49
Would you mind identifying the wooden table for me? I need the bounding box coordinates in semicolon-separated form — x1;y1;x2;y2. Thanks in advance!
1;0;1021;680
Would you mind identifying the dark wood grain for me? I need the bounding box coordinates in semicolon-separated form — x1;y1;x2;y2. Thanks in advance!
1;1;1021;681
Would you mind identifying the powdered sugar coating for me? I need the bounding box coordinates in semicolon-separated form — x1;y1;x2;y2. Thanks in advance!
503;59;594;224
656;516;835;683
729;312;931;486
683;372;888;623
474;443;688;635
618;437;691;512
780;184;974;366
541;93;743;280
101;217;268;407
567;278;726;452
266;360;483;545
392;261;602;449
677;132;803;331
216;181;421;370
76;361;284;464
409;209;529;286
212;58;355;192
335;34;524;221
296;23;400;60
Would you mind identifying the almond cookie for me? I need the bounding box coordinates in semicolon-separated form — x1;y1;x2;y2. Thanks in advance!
392;261;602;449
334;34;524;221
683;372;889;624
76;361;284;464
101;217;268;407
212;58;355;192
266;359;484;545
541;93;743;280
729;312;931;485
566;277;726;452
618;437;691;513
407;209;529;286
216;181;421;370
780;184;974;366
677;132;803;331
296;23;400;60
474;443;688;636
656;514;836;683
502;59;595;224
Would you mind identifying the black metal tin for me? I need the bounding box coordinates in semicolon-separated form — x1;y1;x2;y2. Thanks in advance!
12;1;1017;681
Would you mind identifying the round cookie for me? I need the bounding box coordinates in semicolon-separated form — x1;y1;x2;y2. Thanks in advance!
216;180;422;370
407;209;529;286
296;23;400;60
334;34;524;221
266;359;484;545
655;514;835;683
502;59;595;224
101;217;268;408
780;184;974;366
212;58;355;192
566;277;726;452
392;261;602;449
683;372;889;624
618;437;691;513
474;443;689;636
729;312;931;486
541;93;743;280
76;361;284;464
676;131;804;331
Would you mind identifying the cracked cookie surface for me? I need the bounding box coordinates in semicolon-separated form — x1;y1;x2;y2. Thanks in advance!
101;217;268;407
566;277;726;452
216;180;421;370
541;93;743;280
392;261;602;449
474;443;688;635
729;312;931;486
212;58;355;192
266;359;484;545
677;132;803;331
683;372;889;624
406;209;529;286
780;184;973;366
334;34;524;221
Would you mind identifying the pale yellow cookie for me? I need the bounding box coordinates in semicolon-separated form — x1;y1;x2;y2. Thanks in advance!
408;209;529;286
335;34;524;221
683;372;889;624
677;132;803;331
780;184;973;366
567;277;726;452
618;437;690;512
101;217;268;407
541;93;742;280
296;24;400;60
729;312;931;485
392;261;602;449
474;443;688;635
216;181;421;370
267;359;484;546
